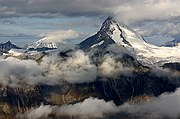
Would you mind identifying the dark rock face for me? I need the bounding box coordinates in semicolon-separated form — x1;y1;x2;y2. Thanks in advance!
0;41;21;53
78;17;123;50
0;73;177;118
96;74;176;105
163;62;180;71
79;31;115;50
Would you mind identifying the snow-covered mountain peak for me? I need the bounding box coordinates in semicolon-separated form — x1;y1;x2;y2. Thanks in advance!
79;16;148;51
79;16;180;66
99;16;146;48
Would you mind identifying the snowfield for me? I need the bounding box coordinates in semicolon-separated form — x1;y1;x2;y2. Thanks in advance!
105;17;180;66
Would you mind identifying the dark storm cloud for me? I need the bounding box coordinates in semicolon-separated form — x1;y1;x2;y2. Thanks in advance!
0;0;180;22
1;0;180;39
0;0;118;17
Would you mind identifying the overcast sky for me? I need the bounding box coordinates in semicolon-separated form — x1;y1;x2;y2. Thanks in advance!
0;0;180;46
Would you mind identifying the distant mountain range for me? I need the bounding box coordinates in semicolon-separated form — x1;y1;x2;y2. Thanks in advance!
0;41;21;54
163;38;180;47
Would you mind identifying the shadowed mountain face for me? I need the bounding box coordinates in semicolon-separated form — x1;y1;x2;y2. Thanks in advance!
0;41;21;54
163;35;180;47
0;17;179;119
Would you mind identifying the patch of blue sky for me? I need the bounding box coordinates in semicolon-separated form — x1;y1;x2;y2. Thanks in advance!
0;16;100;45
144;36;174;46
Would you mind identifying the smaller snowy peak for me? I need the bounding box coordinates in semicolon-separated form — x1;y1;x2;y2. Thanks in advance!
0;41;21;53
26;37;59;50
26;29;79;51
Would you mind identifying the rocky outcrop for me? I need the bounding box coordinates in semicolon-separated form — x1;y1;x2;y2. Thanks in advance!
0;41;21;53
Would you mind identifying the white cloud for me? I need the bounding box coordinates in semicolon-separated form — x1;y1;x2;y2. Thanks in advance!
17;88;180;119
0;57;45;86
40;30;80;43
0;47;136;86
121;88;180;118
18;97;119;119
25;105;53;119
40;50;97;83
55;97;118;118
114;0;180;24
0;50;98;86
135;21;180;36
98;55;134;79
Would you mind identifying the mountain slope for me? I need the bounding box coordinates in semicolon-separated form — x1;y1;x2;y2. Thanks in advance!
0;41;21;51
0;41;21;54
79;16;180;66
26;37;59;50
79;16;146;51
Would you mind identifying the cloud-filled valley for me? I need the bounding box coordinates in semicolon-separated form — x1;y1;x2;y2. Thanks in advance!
0;46;138;86
0;44;178;87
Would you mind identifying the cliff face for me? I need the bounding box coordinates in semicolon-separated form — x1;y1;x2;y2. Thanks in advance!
0;66;177;119
0;41;21;53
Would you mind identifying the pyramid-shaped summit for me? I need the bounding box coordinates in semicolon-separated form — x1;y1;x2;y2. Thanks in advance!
79;16;180;66
0;41;21;52
79;16;146;50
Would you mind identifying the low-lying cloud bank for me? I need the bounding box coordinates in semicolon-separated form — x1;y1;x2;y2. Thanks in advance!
0;45;179;87
123;88;180;118
17;88;180;119
0;49;98;86
41;50;97;84
0;57;46;86
0;45;138;86
17;97;118;119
